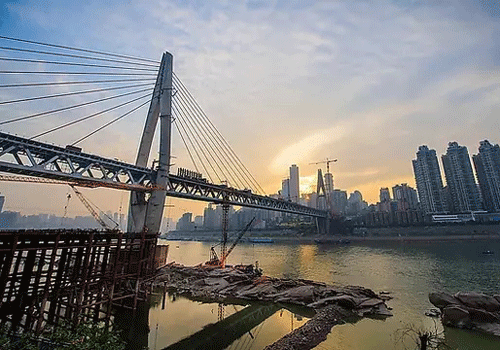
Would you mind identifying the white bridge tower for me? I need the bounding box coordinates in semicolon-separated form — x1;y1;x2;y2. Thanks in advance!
128;52;173;234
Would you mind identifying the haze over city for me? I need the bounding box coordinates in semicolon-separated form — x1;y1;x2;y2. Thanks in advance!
1;0;499;221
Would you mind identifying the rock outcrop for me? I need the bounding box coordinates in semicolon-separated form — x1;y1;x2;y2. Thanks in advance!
429;291;500;337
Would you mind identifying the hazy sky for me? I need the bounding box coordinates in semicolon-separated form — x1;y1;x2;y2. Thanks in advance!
0;0;499;221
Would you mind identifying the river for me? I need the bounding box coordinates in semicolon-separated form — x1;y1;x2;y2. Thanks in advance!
141;238;500;349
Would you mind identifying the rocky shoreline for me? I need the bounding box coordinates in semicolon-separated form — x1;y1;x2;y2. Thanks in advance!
429;291;500;337
154;263;392;350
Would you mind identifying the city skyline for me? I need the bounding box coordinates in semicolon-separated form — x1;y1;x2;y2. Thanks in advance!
0;1;499;221
0;137;499;220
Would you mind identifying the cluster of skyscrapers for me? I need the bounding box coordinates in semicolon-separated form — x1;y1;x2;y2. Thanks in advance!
413;140;500;214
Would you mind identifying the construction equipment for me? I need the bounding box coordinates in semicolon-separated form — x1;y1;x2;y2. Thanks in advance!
61;192;72;227
70;185;120;230
309;158;337;174
207;217;256;267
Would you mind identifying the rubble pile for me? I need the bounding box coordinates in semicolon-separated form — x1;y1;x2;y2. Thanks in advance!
429;291;500;337
155;263;392;349
155;263;392;318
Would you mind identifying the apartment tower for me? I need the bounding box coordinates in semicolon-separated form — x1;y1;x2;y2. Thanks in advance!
473;140;500;212
441;142;482;213
412;145;447;213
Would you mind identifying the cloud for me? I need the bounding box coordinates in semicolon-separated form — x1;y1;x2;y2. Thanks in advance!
1;0;500;219
269;124;349;174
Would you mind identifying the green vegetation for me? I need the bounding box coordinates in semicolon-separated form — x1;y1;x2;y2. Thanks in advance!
0;318;126;350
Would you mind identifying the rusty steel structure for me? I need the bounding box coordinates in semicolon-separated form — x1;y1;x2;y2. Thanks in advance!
0;229;167;333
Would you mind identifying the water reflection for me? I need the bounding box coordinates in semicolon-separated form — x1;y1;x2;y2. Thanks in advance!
155;239;500;349
147;291;310;350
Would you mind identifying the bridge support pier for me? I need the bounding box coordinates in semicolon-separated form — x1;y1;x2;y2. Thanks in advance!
128;52;173;235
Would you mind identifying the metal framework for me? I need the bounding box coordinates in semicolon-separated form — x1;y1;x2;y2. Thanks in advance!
0;131;153;191
0;131;327;218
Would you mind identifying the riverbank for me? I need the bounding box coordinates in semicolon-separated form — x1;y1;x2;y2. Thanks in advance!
164;223;500;244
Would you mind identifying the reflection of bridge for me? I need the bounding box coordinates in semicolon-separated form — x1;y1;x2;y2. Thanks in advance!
0;40;329;235
163;303;280;350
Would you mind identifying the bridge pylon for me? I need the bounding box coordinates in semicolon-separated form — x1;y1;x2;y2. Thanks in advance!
128;52;173;235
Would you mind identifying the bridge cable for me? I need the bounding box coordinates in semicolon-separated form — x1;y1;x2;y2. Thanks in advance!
0;70;156;76
176;80;246;187
176;95;232;182
30;89;153;139
0;82;154;105
173;88;242;188
0;46;160;68
0;87;155;125
71;95;154;146
0;35;159;64
174;98;224;183
0;57;158;72
173;74;264;194
173;74;265;194
0;78;156;88
173;79;248;189
172;100;221;183
173;77;252;191
172;113;201;174
172;105;214;182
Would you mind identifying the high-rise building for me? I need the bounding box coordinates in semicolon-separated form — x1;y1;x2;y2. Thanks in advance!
289;164;300;203
378;187;392;212
442;142;482;213
346;190;366;216
0;194;4;213
412;145;447;214
324;173;334;194
203;203;218;229
379;188;391;202
331;190;348;215
473;140;500;212
194;215;203;227
392;184;419;211
281;178;290;201
176;212;193;231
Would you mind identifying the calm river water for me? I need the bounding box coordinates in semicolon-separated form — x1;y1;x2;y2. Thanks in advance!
143;238;500;350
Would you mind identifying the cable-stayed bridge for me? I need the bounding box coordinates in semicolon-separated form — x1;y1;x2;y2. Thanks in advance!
0;36;328;234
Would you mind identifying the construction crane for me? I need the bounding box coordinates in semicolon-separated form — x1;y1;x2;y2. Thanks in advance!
309;158;337;174
69;185;119;230
207;217;256;267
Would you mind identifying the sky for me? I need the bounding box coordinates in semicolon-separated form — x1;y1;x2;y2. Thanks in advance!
0;0;499;222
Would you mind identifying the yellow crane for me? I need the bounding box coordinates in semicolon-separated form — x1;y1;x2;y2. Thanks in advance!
309;158;337;173
69;185;119;230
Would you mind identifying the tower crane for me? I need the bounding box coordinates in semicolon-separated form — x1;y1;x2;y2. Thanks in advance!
309;158;337;173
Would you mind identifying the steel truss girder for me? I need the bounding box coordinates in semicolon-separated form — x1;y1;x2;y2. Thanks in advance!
0;131;153;191
0;131;327;218
165;175;326;217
